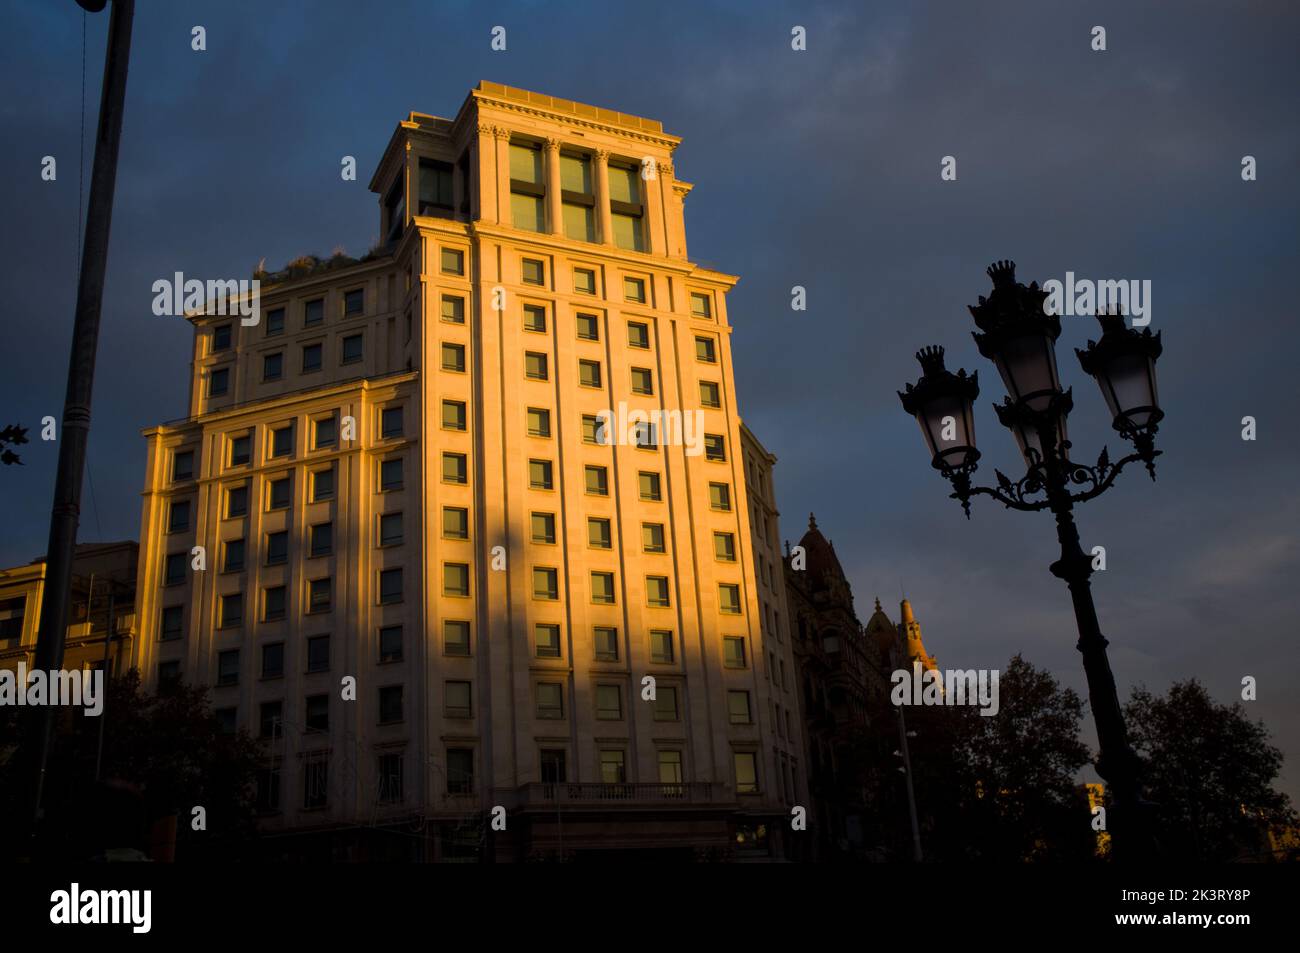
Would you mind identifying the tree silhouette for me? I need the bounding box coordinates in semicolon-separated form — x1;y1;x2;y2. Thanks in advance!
0;423;28;466
1125;679;1298;861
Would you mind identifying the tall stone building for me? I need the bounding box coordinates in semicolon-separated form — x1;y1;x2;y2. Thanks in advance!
132;82;798;861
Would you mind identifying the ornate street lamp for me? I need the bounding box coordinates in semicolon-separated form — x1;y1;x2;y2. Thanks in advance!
898;260;1164;859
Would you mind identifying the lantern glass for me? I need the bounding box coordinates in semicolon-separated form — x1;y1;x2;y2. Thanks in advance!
920;392;977;470
1097;350;1159;429
994;330;1061;414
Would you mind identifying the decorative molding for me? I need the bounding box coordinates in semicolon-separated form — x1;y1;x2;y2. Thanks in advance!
475;96;681;149
492;125;512;141
595;149;610;161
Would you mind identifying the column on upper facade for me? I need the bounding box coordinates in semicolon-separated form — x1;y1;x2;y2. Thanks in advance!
474;122;500;224
593;149;614;246
544;138;563;236
493;126;513;225
644;157;670;257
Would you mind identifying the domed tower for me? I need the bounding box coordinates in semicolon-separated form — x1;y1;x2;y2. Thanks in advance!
864;597;899;668
899;599;938;673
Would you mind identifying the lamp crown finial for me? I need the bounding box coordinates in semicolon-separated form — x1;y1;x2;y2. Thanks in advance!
986;259;1017;289
915;345;947;376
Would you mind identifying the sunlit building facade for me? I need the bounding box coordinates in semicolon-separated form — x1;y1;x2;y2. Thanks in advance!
132;82;798;860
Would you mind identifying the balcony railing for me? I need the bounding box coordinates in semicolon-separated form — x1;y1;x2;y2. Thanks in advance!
518;782;722;805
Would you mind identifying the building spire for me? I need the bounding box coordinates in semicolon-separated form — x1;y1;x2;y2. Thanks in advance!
808;512;817;530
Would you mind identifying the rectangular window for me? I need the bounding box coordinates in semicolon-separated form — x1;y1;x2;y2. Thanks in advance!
313;416;336;450
509;141;545;233
378;752;404;803
642;523;666;554
379;625;403;663
220;535;244;572
531;512;556;544
699;380;721;408
380;457;404;491
646;576;671;608
265;308;284;336
307;635;330;672
587;517;611;550
265;530;288;566
305;694;329;732
263;352;283;381
229;435;251;467
528;459;554;490
714;532;736;561
379;686;403;724
168;499;190;533
344;289;364;317
594;627;619;662
533;567;559;601
308;578;332;614
441;507;467;540
650;629;674;664
219;593;242;629
705;434;727;461
658;750;683;786
442;452;467;484
719;584;742;614
447;748;474;794
523;304;547;333
419;158;454;217
599;749;626;783
379;568;403;605
445;681;472;718
609;165;645;251
525;352;549;381
728;690;752;724
172;449;195;482
584;465;608;496
576;313;599;341
690;292;713;318
208;367;229;398
270;425;293;459
573;267;596;295
341;334;363;365
591;571;616;605
654;686;678;721
735;752;758;794
311;468;334;502
212;321;231;350
310;522;333;557
695;336;717;363
443;563;470;597
631;367;654;395
440;295;465;324
261;643;284;679
303;757;329;809
578;359;602;387
442;399;467;430
623;277;646;303
561;153;596;242
526;407;551;437
581;414;605;445
596;684;622;720
441;342;465;371
535;623;561;659
217;649;239;686
164;552;186;586
381;406;404;439
521;258;545;286
627;321;650;349
536;683;564;720
304;298;324;328
709;482;731;511
263;585;286;622
379;512;403;546
160;605;183;641
444;620;471;656
638;471;662;501
723;636;747;668
302;343;322;373
440;248;465;276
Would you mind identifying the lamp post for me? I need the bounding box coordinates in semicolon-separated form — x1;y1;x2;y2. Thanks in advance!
898;260;1164;859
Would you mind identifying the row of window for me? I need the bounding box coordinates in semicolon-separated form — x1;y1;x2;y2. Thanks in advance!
207;289;366;356
511;254;715;320
208;332;368;398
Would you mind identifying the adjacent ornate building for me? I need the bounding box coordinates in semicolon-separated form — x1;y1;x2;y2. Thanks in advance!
131;82;799;861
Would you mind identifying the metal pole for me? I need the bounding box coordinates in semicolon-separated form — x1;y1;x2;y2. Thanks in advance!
1039;422;1154;859
891;647;923;862
26;0;134;834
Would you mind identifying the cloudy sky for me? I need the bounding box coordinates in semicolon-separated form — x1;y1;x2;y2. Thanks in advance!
2;1;1297;800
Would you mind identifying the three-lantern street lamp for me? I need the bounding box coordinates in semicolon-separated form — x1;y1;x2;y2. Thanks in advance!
898;260;1164;859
